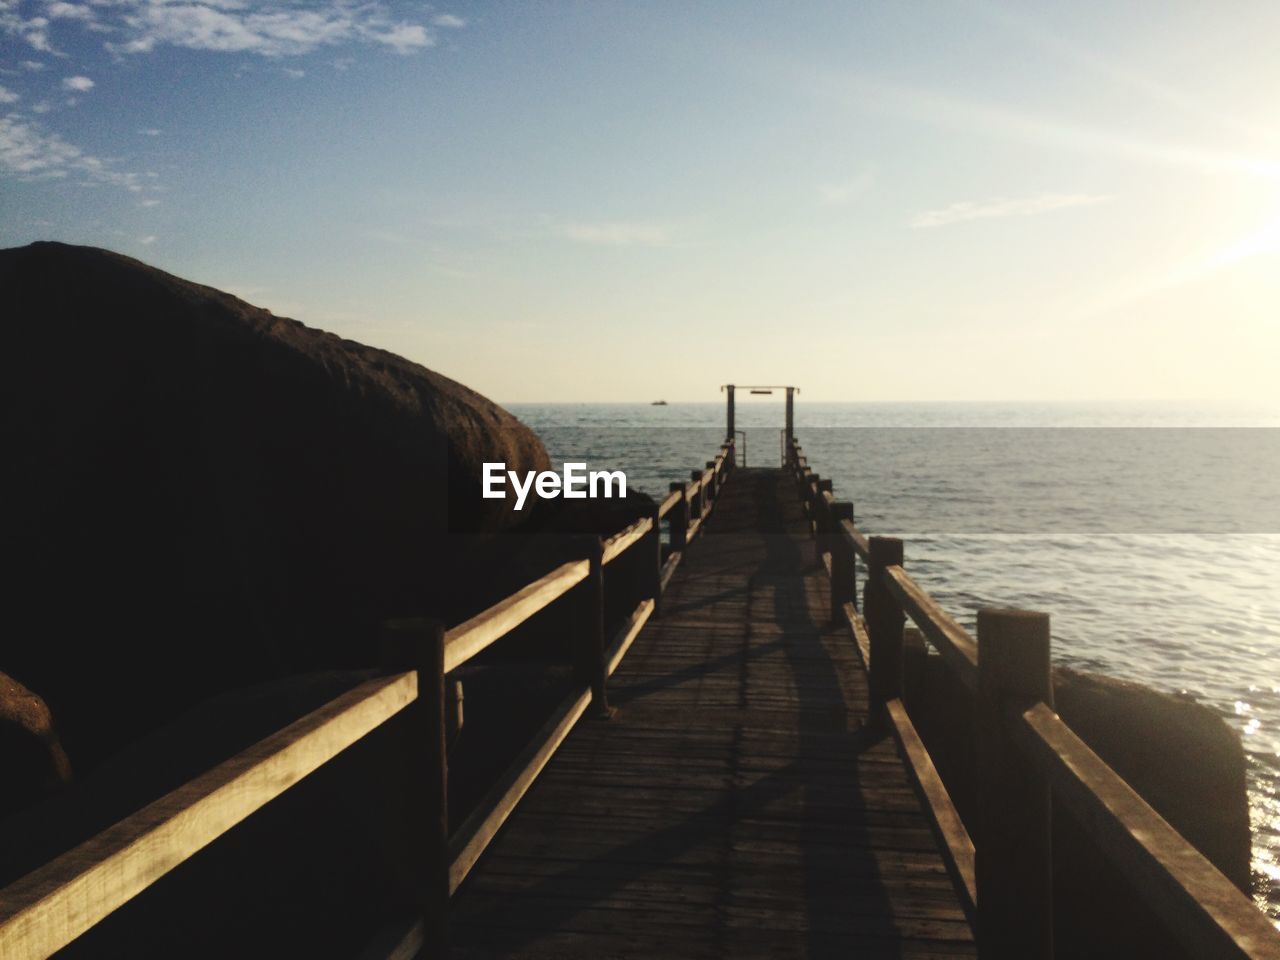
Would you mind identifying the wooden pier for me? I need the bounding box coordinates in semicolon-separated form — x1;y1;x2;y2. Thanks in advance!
3;396;1280;959
449;467;974;958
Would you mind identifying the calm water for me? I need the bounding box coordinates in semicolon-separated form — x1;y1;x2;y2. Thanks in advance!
509;400;1280;922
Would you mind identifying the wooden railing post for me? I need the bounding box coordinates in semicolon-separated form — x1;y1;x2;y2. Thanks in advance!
690;470;704;520
828;501;854;623
816;479;833;541
582;536;610;717
705;461;717;505
976;608;1054;960
647;503;663;614
668;481;689;551
380;618;449;951
864;536;905;725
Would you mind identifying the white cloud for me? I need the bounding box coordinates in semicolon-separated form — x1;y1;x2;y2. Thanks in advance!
93;2;435;58
62;75;94;92
45;2;93;21
1;7;54;52
138;127;161;136
0;113;142;190
0;84;18;104
433;14;466;28
911;193;1111;228
281;66;304;78
560;220;674;247
140;197;161;207
21;60;45;71
138;235;156;245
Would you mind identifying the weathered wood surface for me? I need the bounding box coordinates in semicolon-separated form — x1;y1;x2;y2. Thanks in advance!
451;469;976;958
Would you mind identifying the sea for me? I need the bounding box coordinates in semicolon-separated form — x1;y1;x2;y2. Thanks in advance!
508;400;1280;924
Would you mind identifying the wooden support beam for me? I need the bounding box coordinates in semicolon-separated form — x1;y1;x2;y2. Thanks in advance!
976;608;1053;960
382;619;450;955
864;537;905;725
581;537;609;718
667;482;688;552
829;501;855;623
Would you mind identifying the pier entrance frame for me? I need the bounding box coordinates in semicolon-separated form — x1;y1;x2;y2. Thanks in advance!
720;383;800;467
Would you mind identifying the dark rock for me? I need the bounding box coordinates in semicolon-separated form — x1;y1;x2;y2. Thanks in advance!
0;672;72;819
0;241;549;774
904;653;1252;960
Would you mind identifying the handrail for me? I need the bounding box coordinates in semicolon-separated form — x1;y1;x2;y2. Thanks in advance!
0;435;738;960
838;517;870;562
657;489;682;519
795;430;1280;959
885;698;977;926
448;683;593;895
883;565;979;693
0;673;418;960
601;516;653;566
1015;703;1280;959
443;560;589;673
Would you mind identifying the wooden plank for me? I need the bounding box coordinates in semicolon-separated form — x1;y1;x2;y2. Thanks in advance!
602;517;654;566
840;517;871;561
884;566;978;693
0;673;418;960
659;551;682;593
1015;702;1280;960
606;599;655;677
449;684;593;894
444;559;589;672
885;698;977;927
449;467;976;959
845;601;872;667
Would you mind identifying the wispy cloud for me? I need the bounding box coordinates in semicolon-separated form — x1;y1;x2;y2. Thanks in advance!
0;84;19;104
46;2;92;21
138;234;156;245
560;220;674;247
911;193;1111;229
62;75;94;92
0;2;54;52
819;169;874;206
94;2;435;57
0;113;142;190
433;14;466;29
138;127;161;136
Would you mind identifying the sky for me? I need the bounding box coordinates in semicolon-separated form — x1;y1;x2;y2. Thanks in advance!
2;1;1279;404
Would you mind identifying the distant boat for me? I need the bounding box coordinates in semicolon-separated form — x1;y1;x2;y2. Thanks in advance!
651;400;668;405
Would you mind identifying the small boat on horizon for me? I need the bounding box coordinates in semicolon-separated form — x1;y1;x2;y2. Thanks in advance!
651;400;668;405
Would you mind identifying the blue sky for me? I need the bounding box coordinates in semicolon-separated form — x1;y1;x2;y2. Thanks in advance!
3;1;1279;403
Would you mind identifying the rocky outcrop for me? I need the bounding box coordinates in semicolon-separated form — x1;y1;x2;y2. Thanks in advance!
903;649;1252;960
0;673;72;819
0;241;549;773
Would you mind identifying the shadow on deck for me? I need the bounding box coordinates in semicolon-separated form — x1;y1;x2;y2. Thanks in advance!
450;469;976;959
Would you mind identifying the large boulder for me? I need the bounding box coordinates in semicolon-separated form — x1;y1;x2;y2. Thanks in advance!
0;241;549;772
903;649;1252;960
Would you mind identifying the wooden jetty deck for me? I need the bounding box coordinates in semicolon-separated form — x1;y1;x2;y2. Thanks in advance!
449;468;976;959
4;413;1279;960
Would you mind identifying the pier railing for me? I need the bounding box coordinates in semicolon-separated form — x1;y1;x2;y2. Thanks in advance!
787;435;1280;960
0;439;736;960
